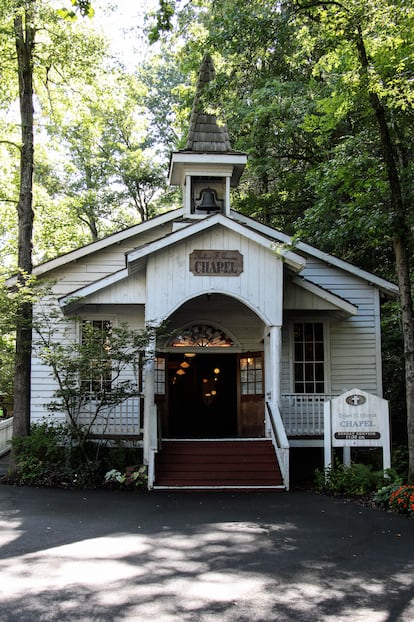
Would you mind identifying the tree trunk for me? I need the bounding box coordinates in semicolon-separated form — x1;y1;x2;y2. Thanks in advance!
12;6;35;441
354;25;414;481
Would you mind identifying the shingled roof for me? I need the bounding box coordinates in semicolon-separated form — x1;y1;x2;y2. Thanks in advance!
184;53;234;153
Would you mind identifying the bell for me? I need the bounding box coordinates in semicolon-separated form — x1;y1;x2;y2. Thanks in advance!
196;188;221;212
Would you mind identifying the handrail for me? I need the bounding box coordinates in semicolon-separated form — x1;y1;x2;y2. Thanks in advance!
265;402;290;490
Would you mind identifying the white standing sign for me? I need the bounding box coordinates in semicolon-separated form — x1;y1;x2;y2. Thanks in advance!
324;389;391;471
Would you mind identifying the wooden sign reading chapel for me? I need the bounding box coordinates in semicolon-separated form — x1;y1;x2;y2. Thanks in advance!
190;250;243;276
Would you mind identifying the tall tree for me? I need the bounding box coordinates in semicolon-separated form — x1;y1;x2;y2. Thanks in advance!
13;0;36;438
1;0;94;443
290;0;414;481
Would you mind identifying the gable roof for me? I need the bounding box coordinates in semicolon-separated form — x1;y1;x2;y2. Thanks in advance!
230;210;399;297
30;208;183;277
290;275;358;318
126;212;306;274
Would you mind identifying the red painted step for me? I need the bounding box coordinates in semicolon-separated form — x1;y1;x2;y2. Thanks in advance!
154;440;284;489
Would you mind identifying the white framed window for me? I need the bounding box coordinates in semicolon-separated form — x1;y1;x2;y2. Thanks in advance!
291;321;328;394
155;356;166;395
80;318;115;393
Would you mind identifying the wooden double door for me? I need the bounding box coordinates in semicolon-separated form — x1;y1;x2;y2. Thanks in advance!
157;352;265;439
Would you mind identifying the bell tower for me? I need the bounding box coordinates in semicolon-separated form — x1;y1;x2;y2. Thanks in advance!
169;54;247;217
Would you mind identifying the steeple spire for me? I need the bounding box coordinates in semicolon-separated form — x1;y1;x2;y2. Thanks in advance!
169;53;247;216
185;53;233;153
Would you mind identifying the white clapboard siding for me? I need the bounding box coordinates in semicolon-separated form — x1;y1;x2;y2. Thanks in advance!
81;272;146;305
288;257;382;396
146;226;283;326
42;226;173;297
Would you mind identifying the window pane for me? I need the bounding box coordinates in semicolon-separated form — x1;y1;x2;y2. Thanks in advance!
295;381;304;393
294;343;303;361
304;343;314;361
294;323;303;341
305;363;314;380
315;363;324;381
304;323;314;341
294;363;304;381
315;343;324;361
314;323;324;341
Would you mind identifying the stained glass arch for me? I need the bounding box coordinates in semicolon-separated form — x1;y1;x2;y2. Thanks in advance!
169;324;234;348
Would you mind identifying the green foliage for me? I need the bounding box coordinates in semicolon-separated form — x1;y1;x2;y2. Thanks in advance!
104;465;147;489
314;461;387;497
8;420;146;489
57;0;95;20
148;0;176;43
391;444;409;481
373;482;402;510
11;420;68;463
10;421;69;485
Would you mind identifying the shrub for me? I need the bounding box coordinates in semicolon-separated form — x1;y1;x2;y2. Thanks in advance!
7;422;146;489
314;461;386;497
388;485;414;516
9;421;102;488
11;421;68;465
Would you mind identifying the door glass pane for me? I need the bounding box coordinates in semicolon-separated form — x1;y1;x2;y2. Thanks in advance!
239;355;263;395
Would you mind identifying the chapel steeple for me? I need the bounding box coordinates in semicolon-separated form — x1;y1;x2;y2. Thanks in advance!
169;53;247;217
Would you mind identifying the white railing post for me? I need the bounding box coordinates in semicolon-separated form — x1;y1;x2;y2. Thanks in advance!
143;357;155;463
142;340;158;489
0;417;13;456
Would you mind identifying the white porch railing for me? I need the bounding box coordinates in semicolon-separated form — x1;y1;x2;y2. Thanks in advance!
76;395;142;437
0;417;13;456
280;394;337;436
265;402;290;490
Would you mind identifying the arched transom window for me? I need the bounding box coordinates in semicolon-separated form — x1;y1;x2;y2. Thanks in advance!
169;324;234;348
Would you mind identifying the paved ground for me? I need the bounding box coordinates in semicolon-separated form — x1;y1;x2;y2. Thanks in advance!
0;482;413;622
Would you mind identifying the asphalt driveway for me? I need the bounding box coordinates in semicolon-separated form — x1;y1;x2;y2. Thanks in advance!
0;485;413;621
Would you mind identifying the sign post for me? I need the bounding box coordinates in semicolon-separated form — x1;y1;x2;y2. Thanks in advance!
324;389;391;471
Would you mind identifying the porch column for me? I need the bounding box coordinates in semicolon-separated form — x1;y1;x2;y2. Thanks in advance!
143;348;156;465
264;324;282;436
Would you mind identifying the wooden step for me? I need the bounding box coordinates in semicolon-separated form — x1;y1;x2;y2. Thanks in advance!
154;440;284;490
